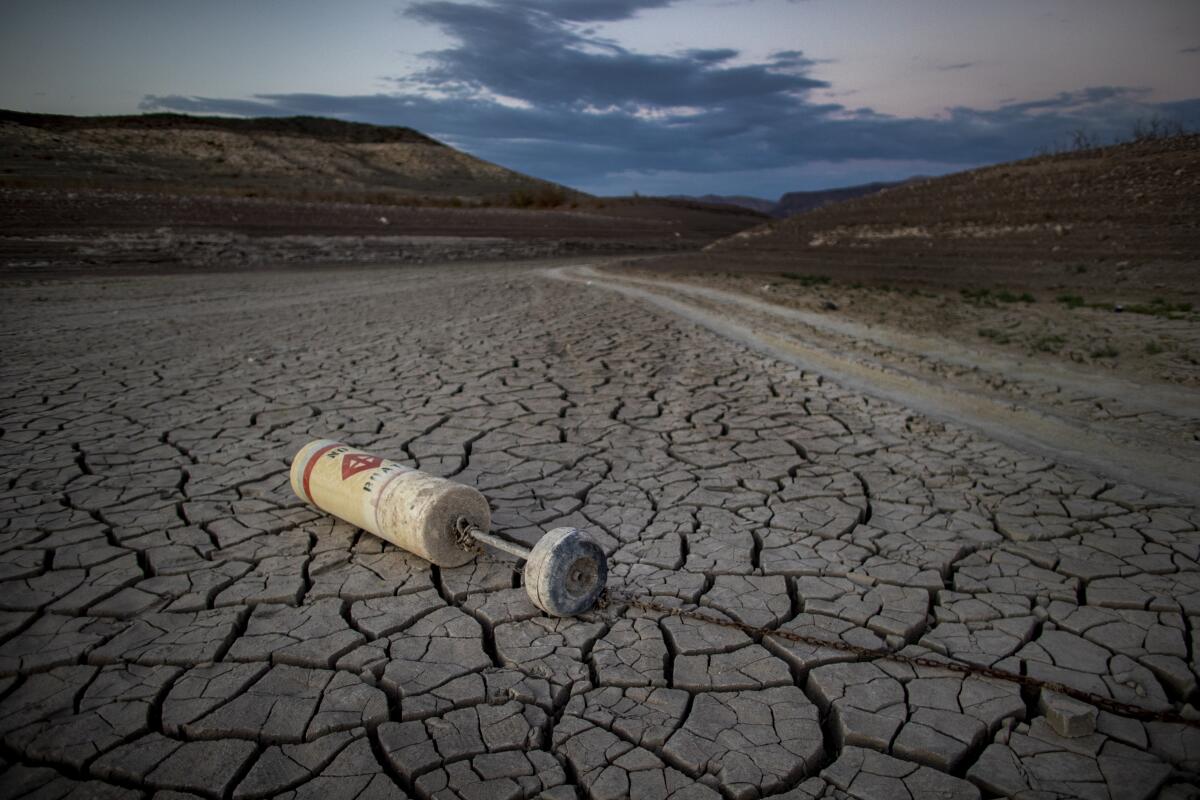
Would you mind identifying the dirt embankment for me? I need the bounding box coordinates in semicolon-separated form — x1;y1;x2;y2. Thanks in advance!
646;134;1200;298
0;110;767;276
627;134;1200;388
0;109;562;201
0;187;764;276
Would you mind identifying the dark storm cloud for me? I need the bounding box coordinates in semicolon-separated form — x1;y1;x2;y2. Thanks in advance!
683;48;740;65
140;0;1200;191
400;0;823;109
506;0;677;22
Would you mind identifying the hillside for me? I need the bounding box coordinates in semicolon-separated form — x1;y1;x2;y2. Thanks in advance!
672;194;777;215
0;111;767;275
644;134;1199;296
618;134;1200;391
772;179;912;217
674;180;910;218
0;109;568;202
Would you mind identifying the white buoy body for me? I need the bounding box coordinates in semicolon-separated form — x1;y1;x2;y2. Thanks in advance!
289;439;486;567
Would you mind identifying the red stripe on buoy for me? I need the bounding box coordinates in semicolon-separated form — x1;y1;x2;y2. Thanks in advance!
301;442;340;504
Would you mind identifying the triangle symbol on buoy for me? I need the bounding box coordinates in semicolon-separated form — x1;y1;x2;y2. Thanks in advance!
341;453;382;480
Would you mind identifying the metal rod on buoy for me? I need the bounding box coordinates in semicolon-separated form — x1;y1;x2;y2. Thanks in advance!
462;525;532;560
290;439;608;616
457;520;608;617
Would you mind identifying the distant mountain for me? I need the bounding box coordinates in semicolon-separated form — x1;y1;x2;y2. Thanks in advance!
670;194;777;215
0;109;575;202
773;179;917;217
673;180;917;219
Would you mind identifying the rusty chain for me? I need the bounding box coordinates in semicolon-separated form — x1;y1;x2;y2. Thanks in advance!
453;517;484;555
462;531;1200;729
592;587;1200;729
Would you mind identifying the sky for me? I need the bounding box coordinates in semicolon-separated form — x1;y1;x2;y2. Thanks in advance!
2;0;1198;198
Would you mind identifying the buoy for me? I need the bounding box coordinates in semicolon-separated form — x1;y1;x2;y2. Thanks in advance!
290;439;607;616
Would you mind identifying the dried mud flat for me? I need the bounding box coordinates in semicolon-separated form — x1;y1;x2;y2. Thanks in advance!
590;265;1200;503
3;258;1200;800
633;267;1200;388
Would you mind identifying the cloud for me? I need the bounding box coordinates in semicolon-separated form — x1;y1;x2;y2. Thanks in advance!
139;1;1200;196
398;1;824;110
1180;45;1200;54
507;0;678;22
683;48;740;65
936;62;977;71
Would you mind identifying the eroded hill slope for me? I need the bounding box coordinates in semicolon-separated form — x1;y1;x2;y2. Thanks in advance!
0;110;565;201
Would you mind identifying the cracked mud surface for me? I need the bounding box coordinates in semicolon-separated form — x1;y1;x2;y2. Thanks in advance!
580;266;1200;505
2;258;1199;800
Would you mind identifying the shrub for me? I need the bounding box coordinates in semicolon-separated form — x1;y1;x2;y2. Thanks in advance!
960;288;996;307
782;273;831;286
1056;294;1086;308
508;185;568;208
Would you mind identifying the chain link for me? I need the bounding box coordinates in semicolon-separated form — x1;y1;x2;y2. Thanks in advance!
453;517;483;555
595;588;1200;729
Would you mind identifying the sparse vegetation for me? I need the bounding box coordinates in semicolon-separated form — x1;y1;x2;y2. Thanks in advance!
507;186;569;208
781;273;831;286
960;288;995;307
1069;129;1102;151
1054;294;1193;317
1090;344;1120;359
1145;340;1166;355
1033;334;1066;353
960;287;1032;306
1125;298;1194;317
1057;294;1086;308
1033;116;1190;156
1131;116;1188;142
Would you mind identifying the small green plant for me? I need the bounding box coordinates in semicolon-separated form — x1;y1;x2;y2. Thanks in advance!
508;186;568;208
1090;345;1119;359
960;288;996;307
1073;265;1088;274
1144;340;1165;355
782;273;831;287
1057;294;1086;309
1124;298;1194;317
994;290;1037;303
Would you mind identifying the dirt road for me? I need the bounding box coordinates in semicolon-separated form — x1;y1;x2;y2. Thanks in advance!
2;260;1197;799
566;266;1200;504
